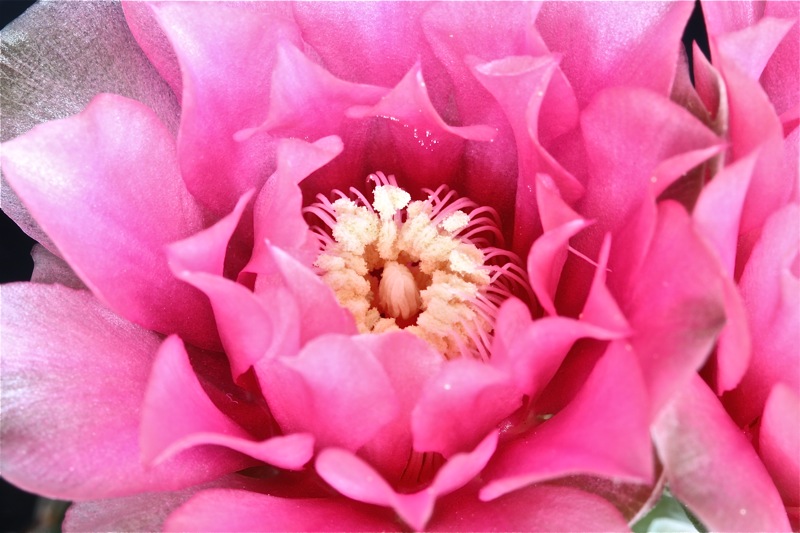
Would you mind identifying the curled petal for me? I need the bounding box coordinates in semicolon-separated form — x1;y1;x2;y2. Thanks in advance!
246;136;344;272
622;202;728;418
316;432;498;531
141;336;313;471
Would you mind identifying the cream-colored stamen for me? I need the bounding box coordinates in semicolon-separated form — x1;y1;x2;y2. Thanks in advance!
306;172;528;359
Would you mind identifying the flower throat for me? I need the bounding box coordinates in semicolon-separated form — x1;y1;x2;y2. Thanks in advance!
305;172;528;360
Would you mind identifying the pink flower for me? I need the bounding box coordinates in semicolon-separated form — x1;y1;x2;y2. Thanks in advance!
0;1;791;531
652;2;799;530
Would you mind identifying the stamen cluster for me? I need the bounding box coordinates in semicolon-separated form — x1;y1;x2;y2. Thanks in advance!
305;173;527;359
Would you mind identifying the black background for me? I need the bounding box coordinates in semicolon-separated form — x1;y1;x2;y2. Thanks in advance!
0;1;709;531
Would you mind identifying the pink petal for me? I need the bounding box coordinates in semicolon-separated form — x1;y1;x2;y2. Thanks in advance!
694;154;759;393
760;384;800;528
167;190;254;278
702;1;765;34
141;336;313;471
652;375;791;532
421;2;535;225
724;204;800;426
492;298;624;400
246;136;343;273
580;233;632;336
355;332;444;481
692;41;728;133
714;17;795;84
536;172;584;232
480;340;652;501
256;335;398;451
527;217;593;316
760;6;800;117
255;243;357;342
0;284;228;499
714;44;790;238
469;55;584;254
238;43;388;141
293;2;429;88
347;62;496;192
150;2;301;215
178;273;300;380
579;87;721;239
412;359;520;457
1;93;218;350
164;489;396;532
2;1;179;255
316;432;498;531
429;484;629;531
622;202;728;417
536;2;694;107
122;1;183;100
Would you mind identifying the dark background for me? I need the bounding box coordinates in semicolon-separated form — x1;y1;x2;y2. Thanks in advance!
0;1;710;531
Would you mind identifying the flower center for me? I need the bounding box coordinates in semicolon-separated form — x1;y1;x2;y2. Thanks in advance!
305;172;528;359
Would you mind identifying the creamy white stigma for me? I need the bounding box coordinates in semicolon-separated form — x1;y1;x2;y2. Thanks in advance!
306;173;527;359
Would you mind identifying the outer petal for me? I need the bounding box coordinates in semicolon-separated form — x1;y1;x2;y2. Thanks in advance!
63;474;259;533
150;2;302;215
0;284;228;499
1;93;218;349
536;2;694;107
1;1;179;253
480;341;652;501
256;335;398;451
141;336;313;471
165;489;396;532
760;384;800;529
429;485;630;532
652;375;791;532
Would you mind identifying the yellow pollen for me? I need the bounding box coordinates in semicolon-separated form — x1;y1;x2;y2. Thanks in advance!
308;174;522;359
